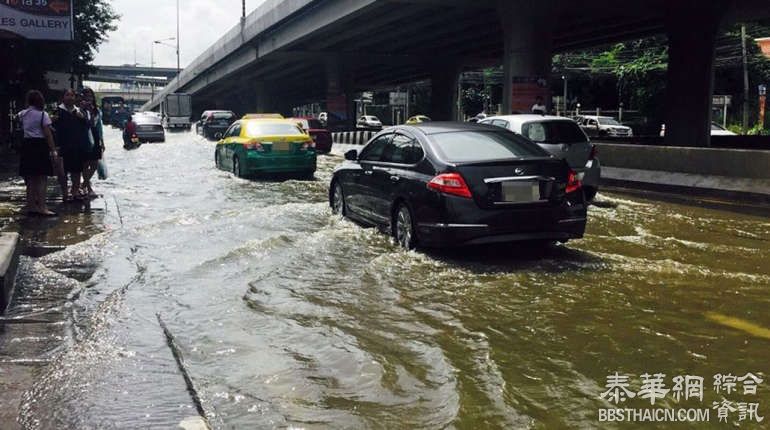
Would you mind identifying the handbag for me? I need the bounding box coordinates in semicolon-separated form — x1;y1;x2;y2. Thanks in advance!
97;159;108;180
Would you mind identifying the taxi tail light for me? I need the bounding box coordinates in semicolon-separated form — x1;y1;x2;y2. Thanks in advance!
566;170;582;194
301;140;315;150
427;173;472;198
244;140;264;151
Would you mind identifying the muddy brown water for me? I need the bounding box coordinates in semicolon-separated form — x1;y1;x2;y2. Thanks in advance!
2;128;769;429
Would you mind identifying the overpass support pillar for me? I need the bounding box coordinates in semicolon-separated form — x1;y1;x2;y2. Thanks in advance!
430;62;461;121
255;81;275;113
498;0;554;115
325;58;355;126
663;1;726;147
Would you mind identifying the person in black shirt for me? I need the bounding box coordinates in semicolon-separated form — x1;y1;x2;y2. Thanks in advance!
54;89;89;201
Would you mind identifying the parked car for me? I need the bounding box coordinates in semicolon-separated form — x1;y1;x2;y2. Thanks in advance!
577;115;633;138
196;110;236;140
329;122;587;249
291;117;333;153
480;115;600;201
659;123;737;137
133;113;165;143
406;115;431;124
356;115;383;130
214;118;316;178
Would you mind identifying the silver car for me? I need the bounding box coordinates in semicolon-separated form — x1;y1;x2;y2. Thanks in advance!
134;113;166;143
480;115;601;201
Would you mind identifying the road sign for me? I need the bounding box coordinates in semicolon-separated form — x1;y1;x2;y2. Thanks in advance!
0;0;73;41
43;71;71;90
712;95;732;106
389;92;407;105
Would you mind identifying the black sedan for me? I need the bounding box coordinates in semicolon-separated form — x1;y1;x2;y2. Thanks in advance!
196;110;236;140
329;122;587;249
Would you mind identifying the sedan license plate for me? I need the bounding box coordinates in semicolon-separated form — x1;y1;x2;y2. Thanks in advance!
273;141;291;151
501;181;540;202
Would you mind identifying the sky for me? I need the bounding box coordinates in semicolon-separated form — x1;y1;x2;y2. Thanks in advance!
94;0;268;68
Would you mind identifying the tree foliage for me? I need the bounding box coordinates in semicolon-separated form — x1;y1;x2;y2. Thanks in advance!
72;0;120;76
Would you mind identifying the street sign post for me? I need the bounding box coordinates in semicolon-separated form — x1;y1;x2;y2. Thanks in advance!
759;85;767;129
0;0;74;41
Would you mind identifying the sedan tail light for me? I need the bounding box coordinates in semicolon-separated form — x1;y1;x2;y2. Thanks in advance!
566;170;582;194
427;173;472;198
243;140;264;151
589;145;597;160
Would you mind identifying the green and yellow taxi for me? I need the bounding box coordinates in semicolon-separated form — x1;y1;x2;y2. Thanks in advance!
214;118;317;178
405;115;431;124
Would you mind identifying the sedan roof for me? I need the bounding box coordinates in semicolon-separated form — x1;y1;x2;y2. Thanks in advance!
400;121;504;135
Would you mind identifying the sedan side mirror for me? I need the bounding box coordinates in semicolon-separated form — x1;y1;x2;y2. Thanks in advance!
344;149;358;161
214;132;223;139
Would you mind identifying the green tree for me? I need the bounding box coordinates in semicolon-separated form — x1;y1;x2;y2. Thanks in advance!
72;0;120;76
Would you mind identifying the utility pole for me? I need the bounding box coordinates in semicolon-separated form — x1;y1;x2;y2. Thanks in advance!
741;25;749;134
562;75;568;117
242;0;246;19
176;0;181;77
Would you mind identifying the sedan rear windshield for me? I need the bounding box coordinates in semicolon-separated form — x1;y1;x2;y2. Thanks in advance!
522;121;588;144
212;112;234;119
429;131;548;163
245;122;304;137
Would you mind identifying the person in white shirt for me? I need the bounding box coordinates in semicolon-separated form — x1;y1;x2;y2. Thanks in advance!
531;96;546;115
16;90;59;216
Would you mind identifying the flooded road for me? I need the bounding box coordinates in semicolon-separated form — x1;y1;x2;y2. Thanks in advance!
4;128;770;429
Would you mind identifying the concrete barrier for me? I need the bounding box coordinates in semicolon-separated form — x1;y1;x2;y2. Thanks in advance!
595;143;770;179
596;143;770;204
332;130;375;145
0;232;20;314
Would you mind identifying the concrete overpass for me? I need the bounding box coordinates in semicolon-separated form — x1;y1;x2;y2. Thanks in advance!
142;0;770;147
88;65;179;86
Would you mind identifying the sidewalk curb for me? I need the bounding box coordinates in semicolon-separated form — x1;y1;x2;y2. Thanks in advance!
0;232;20;314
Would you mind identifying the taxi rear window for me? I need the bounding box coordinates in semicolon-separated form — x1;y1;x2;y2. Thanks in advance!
245;122;304;137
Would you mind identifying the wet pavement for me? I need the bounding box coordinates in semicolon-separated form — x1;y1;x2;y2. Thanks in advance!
1;128;769;429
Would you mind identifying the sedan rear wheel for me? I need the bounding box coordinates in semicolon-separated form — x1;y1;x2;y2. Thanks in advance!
233;156;242;178
331;182;346;216
394;204;416;250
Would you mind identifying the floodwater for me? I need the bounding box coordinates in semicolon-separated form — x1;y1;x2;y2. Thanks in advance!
3;128;769;429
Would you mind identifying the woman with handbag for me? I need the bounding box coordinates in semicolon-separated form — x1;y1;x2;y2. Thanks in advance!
16;90;58;217
80;87;104;198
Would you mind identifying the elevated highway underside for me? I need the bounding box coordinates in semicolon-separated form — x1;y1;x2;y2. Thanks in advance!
145;0;770;146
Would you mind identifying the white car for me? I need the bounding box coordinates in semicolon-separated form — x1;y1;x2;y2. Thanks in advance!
578;115;633;138
356;115;383;130
480;115;601;201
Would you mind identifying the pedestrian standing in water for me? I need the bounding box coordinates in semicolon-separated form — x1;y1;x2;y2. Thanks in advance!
17;90;58;216
54;89;89;201
80;87;104;198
